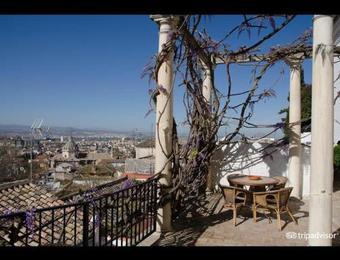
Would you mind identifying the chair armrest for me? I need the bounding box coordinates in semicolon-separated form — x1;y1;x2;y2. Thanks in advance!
252;189;280;196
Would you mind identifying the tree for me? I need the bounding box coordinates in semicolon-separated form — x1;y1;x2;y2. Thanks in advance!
279;68;312;140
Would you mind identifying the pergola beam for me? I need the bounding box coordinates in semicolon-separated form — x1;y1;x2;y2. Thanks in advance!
213;46;340;65
214;48;312;65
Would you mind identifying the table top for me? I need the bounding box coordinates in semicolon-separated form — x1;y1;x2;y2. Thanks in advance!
228;175;279;187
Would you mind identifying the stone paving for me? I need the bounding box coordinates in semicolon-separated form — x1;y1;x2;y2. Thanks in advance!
154;179;340;246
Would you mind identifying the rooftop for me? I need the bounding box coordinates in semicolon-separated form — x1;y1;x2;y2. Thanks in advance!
153;180;340;246
0;181;64;215
135;139;155;148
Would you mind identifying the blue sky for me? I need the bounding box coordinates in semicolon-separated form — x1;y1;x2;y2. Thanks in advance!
0;15;312;136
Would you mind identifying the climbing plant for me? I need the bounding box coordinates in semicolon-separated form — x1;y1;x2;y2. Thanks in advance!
144;15;313;219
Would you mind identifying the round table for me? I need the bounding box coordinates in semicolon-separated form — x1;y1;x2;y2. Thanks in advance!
228;175;279;191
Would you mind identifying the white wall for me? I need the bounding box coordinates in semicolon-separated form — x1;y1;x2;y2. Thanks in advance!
135;147;155;159
212;140;311;198
334;17;340;144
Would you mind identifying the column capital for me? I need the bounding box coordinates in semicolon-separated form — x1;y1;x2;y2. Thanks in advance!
284;53;304;71
200;55;217;71
313;15;336;22
150;15;181;26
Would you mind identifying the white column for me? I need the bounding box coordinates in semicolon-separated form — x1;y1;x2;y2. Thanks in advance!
201;60;215;193
151;15;178;232
309;15;334;246
288;62;302;199
201;61;212;104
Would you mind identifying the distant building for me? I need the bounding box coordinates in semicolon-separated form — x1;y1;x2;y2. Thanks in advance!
112;159;125;168
61;137;78;159
55;162;75;181
135;139;155;159
123;172;153;182
50;137;114;169
50;137;80;168
85;152;113;165
125;158;154;174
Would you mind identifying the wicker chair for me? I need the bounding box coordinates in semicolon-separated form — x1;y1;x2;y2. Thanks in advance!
252;187;297;230
219;184;252;226
268;176;288;191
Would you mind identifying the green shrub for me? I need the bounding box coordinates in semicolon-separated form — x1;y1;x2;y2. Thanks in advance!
334;145;340;168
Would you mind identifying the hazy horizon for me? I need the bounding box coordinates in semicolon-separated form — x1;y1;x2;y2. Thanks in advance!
0;15;311;139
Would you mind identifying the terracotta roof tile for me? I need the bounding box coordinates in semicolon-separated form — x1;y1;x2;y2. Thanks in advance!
0;180;126;246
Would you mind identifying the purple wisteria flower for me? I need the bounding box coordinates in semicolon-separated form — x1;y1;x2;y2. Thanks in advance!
84;186;99;203
158;84;167;95
121;179;135;190
94;214;101;228
148;88;154;96
25;208;36;235
166;31;174;42
3;208;16;216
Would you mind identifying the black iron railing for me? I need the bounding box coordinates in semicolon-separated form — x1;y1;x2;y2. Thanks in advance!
0;177;159;246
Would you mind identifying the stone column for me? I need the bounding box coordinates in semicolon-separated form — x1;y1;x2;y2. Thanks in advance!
309;15;334;246
287;59;303;199
201;60;215;193
150;15;178;232
201;61;212;104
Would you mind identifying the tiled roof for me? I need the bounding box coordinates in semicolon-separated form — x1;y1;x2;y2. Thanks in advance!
0;182;82;246
0;205;84;246
0;182;64;215
63;177;127;202
0;178;128;246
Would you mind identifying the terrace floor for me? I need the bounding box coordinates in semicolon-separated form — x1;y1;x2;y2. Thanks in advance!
153;178;340;246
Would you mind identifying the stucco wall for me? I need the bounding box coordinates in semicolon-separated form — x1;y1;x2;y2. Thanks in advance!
135;147;155;159
212;140;311;198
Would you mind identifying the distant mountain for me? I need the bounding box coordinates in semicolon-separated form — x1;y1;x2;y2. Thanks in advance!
0;124;147;138
0;124;31;134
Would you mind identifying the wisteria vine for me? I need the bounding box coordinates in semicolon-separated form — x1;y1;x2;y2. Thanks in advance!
143;15;316;219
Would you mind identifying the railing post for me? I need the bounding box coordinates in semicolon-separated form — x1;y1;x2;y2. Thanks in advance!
83;203;89;247
153;179;158;232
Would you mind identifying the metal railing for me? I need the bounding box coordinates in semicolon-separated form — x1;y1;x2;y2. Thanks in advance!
0;177;159;246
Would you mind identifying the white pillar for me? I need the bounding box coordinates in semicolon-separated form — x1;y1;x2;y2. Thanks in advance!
309;15;334;246
201;60;215;193
151;15;178;232
288;62;302;199
201;61;212;104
